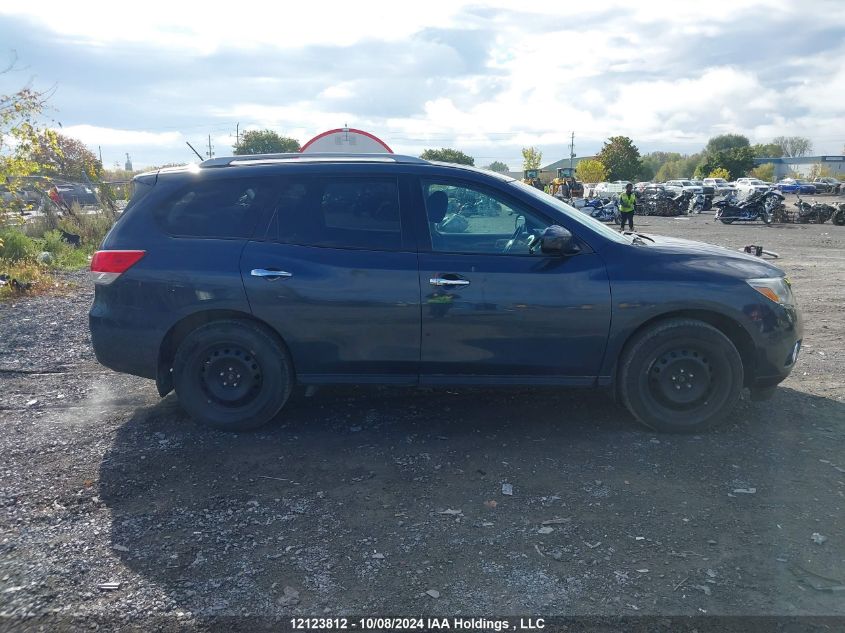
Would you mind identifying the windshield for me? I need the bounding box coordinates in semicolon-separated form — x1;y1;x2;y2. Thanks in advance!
509;180;629;244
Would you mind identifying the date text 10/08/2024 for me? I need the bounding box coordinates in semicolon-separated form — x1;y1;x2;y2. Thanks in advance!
290;617;546;631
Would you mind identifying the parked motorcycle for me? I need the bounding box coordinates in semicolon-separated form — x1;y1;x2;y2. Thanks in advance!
577;197;619;223
637;190;689;216
794;196;835;224
714;188;775;225
688;192;706;214
833;202;845;226
761;190;789;223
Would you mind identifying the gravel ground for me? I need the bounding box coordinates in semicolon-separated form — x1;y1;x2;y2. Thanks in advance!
1;199;844;630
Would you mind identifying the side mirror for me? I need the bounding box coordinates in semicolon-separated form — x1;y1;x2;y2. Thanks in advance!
540;225;575;255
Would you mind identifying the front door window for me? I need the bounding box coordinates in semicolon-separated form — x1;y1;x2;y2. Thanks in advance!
422;180;551;255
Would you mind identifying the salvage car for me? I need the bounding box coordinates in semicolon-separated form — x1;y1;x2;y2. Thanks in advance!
90;153;802;434
812;177;841;194
775;178;816;194
735;178;772;195
702;177;736;197
663;180;703;196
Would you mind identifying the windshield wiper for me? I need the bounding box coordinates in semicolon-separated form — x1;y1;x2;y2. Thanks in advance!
622;231;651;245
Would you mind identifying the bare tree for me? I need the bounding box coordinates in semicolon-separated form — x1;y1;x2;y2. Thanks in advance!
771;136;813;158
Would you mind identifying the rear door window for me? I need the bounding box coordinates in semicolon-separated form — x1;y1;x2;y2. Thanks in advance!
269;177;402;251
154;177;271;238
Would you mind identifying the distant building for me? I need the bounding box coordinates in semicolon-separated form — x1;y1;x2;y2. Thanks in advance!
507;156;596;182
753;155;845;180
124;153;133;171
541;156;596;174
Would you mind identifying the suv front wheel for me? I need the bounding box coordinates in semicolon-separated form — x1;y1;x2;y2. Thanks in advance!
173;319;293;431
619;318;744;433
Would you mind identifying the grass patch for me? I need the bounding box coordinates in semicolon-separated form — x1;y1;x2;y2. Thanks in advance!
1;206;113;299
0;258;52;299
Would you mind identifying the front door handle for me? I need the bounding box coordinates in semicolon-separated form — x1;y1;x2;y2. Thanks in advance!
430;275;470;287
251;268;293;280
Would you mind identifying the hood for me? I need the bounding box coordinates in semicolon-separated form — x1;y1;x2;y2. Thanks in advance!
632;233;784;278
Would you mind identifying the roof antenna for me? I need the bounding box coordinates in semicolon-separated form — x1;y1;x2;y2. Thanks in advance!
186;141;204;161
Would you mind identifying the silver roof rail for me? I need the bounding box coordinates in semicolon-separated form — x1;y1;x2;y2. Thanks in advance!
199;153;429;168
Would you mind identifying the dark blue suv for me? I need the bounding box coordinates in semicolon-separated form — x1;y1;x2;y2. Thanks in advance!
89;154;802;433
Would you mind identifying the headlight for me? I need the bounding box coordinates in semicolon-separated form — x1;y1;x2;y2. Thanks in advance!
746;277;794;305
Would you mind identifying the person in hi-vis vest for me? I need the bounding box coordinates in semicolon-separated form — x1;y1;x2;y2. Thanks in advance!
619;183;636;231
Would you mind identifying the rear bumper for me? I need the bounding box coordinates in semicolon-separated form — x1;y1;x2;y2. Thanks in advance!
89;306;162;380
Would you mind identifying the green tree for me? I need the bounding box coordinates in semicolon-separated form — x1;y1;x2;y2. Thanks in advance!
234;129;300;155
641;151;682;179
771;135;813;157
596;136;642;181
698;147;756;180
521;147;542;170
655;162;679;182
707;167;731;180
485;160;509;173
420;148;475;165
704;134;750;154
17;130;102;181
751;143;783;158
1;59;52;222
643;152;687;182
749;163;775;182
575;158;608;183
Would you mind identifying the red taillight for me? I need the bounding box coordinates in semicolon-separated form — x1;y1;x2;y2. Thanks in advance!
91;250;145;273
90;250;145;284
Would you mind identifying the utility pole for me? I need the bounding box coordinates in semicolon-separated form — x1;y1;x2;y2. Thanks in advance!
207;134;214;159
98;145;103;166
235;122;239;149
569;132;576;174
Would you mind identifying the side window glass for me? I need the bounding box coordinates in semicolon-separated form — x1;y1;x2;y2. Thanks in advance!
154;177;269;238
422;180;550;255
276;177;401;251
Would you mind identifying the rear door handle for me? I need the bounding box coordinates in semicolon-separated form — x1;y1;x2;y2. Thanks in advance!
251;268;293;280
430;274;470;287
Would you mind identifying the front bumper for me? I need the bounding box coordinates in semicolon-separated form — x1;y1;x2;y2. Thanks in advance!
749;303;802;390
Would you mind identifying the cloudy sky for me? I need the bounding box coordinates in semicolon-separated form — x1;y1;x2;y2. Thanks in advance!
1;0;844;169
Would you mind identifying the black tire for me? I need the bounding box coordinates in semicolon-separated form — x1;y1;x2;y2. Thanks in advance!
720;218;735;224
172;319;293;431
618;319;743;433
834;212;845;226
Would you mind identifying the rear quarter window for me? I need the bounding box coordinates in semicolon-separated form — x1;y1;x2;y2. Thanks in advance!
153;177;272;238
269;176;402;251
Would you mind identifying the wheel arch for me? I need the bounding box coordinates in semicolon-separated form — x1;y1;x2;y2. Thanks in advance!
156;309;291;397
614;309;756;393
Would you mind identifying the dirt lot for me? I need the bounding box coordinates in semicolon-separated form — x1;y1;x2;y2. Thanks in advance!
1;198;844;629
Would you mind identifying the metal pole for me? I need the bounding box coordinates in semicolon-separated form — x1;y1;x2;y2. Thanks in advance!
236;122;239;148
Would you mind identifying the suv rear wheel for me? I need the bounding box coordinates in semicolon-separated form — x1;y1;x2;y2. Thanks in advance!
619;318;743;433
173;319;292;431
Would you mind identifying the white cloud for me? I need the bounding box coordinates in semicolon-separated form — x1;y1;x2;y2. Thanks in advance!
58;125;182;147
4;0;844;165
0;0;473;52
